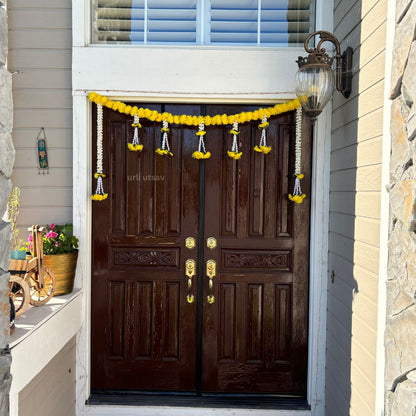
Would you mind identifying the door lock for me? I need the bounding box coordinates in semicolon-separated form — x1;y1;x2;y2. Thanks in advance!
206;237;217;250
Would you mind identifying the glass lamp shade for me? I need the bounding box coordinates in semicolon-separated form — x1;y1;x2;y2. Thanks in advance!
295;65;335;123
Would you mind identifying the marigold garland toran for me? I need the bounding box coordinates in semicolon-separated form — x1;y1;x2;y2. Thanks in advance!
88;92;305;204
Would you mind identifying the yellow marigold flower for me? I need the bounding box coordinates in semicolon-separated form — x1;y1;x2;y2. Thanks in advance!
230;129;240;135
227;151;242;159
197;116;204;124
186;116;193;125
264;109;271;118
202;151;211;159
288;193;306;204
228;115;235;124
94;173;106;178
113;102;120;111
240;113;247;123
91;193;108;201
119;103;126;113
127;143;143;152
89;92;97;101
221;114;228;125
168;114;174;124
205;116;212;126
138;108;145;118
258;121;269;129
156;114;162;122
260;145;272;154
196;130;206;136
144;108;151;118
161;128;170;132
131;106;138;116
100;96;108;105
131;123;142;128
173;115;180;124
258;109;265;118
179;115;187;124
192;151;203;159
155;148;168;155
295;173;304;179
253;145;263;153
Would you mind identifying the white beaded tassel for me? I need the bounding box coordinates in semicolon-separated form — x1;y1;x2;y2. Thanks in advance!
295;106;302;176
161;120;170;152
260;115;268;147
198;123;206;154
289;106;306;203
132;114;140;146
231;121;239;153
95;103;105;196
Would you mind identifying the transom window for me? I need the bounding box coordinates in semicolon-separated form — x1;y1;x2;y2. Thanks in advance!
91;0;316;46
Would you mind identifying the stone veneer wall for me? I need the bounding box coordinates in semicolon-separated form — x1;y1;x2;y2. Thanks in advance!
0;0;14;415
386;0;416;414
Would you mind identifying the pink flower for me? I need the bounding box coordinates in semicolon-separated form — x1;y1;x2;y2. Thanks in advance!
28;234;33;242
50;223;55;229
55;242;59;247
45;231;58;239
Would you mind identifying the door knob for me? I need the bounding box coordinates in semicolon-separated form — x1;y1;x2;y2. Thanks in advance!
185;259;196;304
206;259;216;304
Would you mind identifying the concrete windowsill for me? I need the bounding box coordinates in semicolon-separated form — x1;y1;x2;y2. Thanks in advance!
9;288;83;413
10;289;82;348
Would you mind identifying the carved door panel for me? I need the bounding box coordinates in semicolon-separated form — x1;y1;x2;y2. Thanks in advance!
202;106;311;395
91;104;310;395
91;104;201;391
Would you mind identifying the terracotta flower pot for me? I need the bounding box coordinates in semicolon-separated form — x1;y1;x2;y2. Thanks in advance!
43;251;78;296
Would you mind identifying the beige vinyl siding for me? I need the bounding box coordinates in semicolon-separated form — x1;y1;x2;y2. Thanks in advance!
18;337;76;416
326;0;387;415
8;0;72;229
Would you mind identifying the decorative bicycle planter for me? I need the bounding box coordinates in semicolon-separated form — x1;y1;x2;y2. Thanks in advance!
9;225;56;317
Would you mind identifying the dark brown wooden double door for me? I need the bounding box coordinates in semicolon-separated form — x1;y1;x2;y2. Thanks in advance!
91;104;311;396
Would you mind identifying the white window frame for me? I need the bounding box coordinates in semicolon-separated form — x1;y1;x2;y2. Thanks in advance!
90;0;316;47
72;0;332;415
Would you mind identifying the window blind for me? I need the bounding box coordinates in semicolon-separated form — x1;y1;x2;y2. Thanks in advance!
91;0;315;46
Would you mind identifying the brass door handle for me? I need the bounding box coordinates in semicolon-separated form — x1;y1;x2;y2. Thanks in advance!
185;259;196;303
206;259;216;304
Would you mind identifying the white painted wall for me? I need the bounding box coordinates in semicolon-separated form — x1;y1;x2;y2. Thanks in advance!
8;0;72;229
326;0;388;415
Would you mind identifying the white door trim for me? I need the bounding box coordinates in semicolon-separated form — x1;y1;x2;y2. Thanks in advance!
72;91;330;416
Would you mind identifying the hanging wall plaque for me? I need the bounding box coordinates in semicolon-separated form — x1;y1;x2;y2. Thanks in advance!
36;127;49;174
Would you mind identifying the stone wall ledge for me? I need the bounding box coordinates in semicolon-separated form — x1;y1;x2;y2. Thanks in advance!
9;289;82;405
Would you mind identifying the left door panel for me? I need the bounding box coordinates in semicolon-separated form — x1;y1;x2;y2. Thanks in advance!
91;105;200;391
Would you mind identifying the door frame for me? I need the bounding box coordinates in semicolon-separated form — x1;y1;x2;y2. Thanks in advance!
73;93;330;416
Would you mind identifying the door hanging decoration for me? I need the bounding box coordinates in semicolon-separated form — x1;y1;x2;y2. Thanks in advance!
36;128;49;174
89;92;306;203
288;107;306;204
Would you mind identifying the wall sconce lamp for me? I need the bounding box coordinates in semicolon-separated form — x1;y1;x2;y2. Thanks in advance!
295;31;353;123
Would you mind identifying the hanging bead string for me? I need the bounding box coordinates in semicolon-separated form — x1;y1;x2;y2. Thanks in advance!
128;114;143;151
254;116;271;154
288;106;306;204
91;104;108;201
156;120;173;156
228;121;242;160
192;123;211;159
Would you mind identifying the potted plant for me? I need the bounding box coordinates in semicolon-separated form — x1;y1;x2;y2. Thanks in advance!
7;187;26;261
27;223;79;296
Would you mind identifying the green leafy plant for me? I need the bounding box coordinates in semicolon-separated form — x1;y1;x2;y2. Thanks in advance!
7;186;26;251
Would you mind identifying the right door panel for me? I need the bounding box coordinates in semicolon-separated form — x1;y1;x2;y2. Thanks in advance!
202;106;311;395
